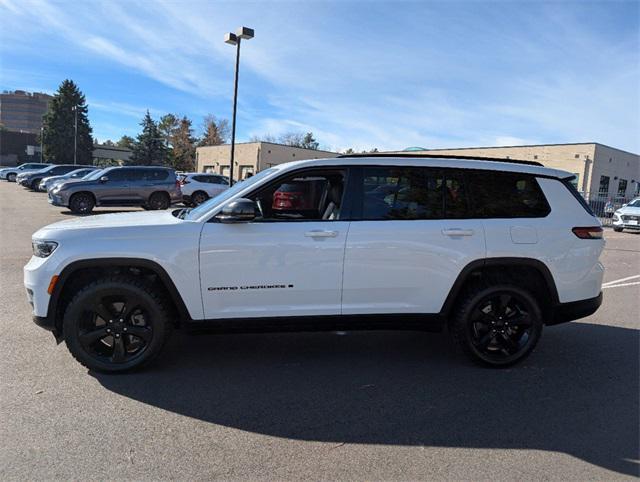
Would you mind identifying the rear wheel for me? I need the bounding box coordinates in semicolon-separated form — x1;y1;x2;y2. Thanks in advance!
7;173;16;182
190;190;209;206
69;192;95;214
147;192;170;210
63;276;171;372
450;284;543;367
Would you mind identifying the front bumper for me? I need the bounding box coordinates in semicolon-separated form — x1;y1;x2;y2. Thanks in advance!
48;191;68;206
612;217;640;230
549;292;603;325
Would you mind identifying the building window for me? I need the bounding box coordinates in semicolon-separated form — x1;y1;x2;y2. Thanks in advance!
598;175;610;196
574;154;580;158
617;179;628;197
203;165;215;173
533;155;538;160
609;158;612;163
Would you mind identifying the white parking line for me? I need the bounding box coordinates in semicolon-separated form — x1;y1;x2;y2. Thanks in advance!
603;281;640;290
602;274;640;287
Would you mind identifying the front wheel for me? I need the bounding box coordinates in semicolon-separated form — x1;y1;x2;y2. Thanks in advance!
7;173;16;182
69;192;95;214
63;276;172;372
613;227;623;232
30;178;42;190
450;284;543;367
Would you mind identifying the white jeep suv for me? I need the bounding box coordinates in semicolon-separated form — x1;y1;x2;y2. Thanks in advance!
24;155;604;372
179;172;229;206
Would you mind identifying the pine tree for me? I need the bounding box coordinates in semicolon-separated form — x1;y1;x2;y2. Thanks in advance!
199;115;229;146
41;79;93;164
170;116;196;171
301;132;319;150
116;135;135;150
130;111;167;165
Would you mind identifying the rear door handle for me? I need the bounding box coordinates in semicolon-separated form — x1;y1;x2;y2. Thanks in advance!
442;228;475;236
305;230;338;238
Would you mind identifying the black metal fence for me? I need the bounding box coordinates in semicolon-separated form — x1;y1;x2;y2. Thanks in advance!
580;192;637;226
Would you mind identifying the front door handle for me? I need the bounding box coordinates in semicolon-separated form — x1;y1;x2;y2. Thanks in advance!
305;230;338;238
442;228;475;236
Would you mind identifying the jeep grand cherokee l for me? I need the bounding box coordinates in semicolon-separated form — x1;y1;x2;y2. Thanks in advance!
25;154;604;372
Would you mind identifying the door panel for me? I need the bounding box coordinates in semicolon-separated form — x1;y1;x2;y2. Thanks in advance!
199;221;350;318
342;220;485;314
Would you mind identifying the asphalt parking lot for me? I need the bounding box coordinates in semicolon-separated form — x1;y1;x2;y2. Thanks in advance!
0;181;638;480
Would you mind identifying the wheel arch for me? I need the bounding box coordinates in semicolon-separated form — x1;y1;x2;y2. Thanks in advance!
440;257;560;321
49;258;191;338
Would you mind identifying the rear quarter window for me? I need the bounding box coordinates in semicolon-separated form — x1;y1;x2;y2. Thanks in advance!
466;171;550;218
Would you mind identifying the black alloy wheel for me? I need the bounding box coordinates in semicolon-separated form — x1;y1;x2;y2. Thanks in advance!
191;191;208;206
69;192;95;214
452;285;543;367
63;277;170;372
30;178;41;190
147;192;170;210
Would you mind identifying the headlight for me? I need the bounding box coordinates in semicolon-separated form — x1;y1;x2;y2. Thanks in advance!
32;240;58;258
612;214;619;221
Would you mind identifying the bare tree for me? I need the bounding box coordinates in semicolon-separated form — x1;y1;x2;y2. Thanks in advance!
199;115;230;146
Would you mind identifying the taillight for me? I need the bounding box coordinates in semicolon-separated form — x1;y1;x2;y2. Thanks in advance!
572;226;603;239
180;179;190;185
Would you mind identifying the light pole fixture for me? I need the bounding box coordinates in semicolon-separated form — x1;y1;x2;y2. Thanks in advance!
40;126;44;162
225;26;254;185
72;105;78;165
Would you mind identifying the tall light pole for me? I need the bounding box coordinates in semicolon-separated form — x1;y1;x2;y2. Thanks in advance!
40;126;44;162
225;26;254;185
72;105;78;165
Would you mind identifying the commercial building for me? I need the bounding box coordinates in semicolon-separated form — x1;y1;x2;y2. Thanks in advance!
196;142;338;181
0;90;52;134
93;144;132;164
389;142;639;199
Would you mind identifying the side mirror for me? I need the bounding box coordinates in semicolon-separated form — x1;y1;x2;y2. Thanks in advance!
622;203;628;208
216;198;256;223
100;176;109;183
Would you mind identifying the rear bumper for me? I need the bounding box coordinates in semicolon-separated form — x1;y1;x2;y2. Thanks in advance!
549;292;603;325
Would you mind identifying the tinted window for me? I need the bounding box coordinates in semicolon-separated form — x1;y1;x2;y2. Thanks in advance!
193;175;209;183
466;171;550;218
107;169;129;182
361;167;444;220
144;169;170;181
50;166;75;175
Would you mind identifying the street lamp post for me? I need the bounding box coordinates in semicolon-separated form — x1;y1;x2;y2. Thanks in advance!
72;105;78;165
225;26;254;185
40;126;44;162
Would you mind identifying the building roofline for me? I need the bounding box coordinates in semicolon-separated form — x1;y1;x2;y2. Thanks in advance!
196;140;338;154
398;142;638;157
93;144;132;152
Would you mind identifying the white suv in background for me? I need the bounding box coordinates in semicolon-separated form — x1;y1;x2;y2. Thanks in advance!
612;197;640;232
24;154;604;372
179;172;229;205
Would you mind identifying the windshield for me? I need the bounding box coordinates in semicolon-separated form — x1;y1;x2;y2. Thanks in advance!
84;168;106;180
627;199;640;208
185;168;279;221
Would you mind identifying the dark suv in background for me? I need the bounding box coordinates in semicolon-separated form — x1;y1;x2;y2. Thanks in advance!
19;164;93;190
48;166;181;214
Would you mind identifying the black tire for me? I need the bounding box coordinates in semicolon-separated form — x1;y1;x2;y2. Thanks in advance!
613;227;623;232
147;192;170;210
63;276;172;373
30;178;42;190
6;173;16;182
190;190;209;206
69;192;95;214
450;283;543;367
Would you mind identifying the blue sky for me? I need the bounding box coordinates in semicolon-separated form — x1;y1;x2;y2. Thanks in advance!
1;0;638;153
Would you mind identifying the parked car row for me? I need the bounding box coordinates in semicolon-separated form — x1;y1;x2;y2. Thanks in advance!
1;163;232;214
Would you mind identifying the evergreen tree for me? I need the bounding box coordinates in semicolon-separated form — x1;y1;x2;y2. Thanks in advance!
170;116;196;171
301;132;319;150
41;79;93;164
130;111;167;165
116;135;135;150
158;114;179;146
199;115;229;146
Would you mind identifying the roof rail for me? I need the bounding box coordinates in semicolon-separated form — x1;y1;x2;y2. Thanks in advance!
337;152;544;167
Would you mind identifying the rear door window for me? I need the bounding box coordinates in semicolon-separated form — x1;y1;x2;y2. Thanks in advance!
360;167;444;220
144;169;170;181
466;171;550;218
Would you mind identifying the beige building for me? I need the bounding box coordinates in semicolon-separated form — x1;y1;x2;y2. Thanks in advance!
196;142;338;181
0;90;52;134
389;143;639;199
